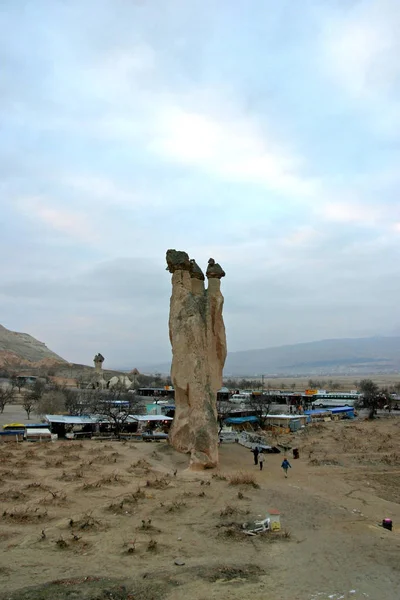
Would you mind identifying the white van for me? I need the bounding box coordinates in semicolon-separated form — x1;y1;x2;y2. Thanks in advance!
231;393;251;404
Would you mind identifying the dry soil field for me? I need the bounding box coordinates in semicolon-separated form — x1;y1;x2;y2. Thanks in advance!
0;415;399;600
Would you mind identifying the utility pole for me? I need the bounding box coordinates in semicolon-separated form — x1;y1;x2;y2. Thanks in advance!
261;374;264;394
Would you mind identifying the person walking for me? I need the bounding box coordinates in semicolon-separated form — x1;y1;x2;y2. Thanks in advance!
259;452;264;471
251;446;259;465
281;457;291;478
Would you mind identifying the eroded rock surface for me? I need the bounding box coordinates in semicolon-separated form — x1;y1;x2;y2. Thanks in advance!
166;249;227;468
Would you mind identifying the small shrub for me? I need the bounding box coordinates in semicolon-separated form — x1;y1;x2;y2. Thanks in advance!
140;519;153;530
212;473;227;481
2;507;49;523
220;505;238;517
0;489;27;502
147;539;157;552
146;476;170;489
229;472;260;488
41;491;67;505
165;501;186;513
69;512;103;531
56;536;68;549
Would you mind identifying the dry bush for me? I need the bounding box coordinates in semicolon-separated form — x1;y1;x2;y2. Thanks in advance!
162;501;186;513
146;475;170;489
40;490;68;505
0;450;14;459
2;506;49;523
106;500;131;514
128;459;151;472
147;539;158;552
106;490;144;514
0;469;29;480
229;472;260;488
24;482;52;492
220;504;240;517
91;453;120;465
61;454;82;463
123;539;136;554
212;473;227;481
56;536;69;549
45;459;64;468
382;452;399;465
216;524;248;541
80;472;126;491
0;489;27;502
309;457;341;466
24;449;40;460
57;469;84;482
68;512;105;531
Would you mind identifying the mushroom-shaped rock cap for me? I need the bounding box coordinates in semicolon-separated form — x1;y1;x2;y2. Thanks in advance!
206;258;226;279
94;353;104;362
166;249;191;273
190;259;205;280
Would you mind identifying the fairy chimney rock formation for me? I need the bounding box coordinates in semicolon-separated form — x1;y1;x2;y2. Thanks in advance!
166;249;227;469
93;353;104;373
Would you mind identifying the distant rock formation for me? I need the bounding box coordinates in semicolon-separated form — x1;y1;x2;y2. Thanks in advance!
166;249;227;469
93;353;105;373
107;374;132;390
0;324;66;366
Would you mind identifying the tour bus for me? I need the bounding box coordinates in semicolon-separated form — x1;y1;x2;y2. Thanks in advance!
311;393;360;408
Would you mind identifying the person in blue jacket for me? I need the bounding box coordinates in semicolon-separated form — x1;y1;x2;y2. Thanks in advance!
281;457;291;478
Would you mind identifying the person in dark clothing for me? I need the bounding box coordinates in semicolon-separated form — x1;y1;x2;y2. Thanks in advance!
251;446;259;465
281;458;292;478
259;452;264;471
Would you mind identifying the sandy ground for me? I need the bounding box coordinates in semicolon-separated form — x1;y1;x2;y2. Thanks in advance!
0;407;399;600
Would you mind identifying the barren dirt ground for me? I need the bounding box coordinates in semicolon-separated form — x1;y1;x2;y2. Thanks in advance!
0;412;399;600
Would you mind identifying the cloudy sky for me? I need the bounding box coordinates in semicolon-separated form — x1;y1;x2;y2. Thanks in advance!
1;0;400;369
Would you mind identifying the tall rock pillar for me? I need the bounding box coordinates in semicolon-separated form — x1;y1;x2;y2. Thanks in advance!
166;250;227;469
93;353;104;374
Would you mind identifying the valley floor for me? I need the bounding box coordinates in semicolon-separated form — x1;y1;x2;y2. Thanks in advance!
0;412;399;600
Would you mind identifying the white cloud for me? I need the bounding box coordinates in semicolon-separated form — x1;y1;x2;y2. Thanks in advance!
150;106;319;197
64;175;140;207
320;0;400;133
282;226;321;247
318;201;380;226
17;197;98;243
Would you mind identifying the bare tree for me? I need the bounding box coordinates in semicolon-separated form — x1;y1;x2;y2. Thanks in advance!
0;382;16;413
87;385;144;437
22;396;36;420
216;399;232;434
34;391;66;417
248;394;271;429
27;379;46;403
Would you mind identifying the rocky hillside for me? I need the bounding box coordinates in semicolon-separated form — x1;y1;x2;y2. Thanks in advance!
0;324;66;370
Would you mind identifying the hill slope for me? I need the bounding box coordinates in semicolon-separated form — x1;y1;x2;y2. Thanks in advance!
139;336;400;376
0;324;66;367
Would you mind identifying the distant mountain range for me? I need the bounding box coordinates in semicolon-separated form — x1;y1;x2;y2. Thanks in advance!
2;323;399;377
138;336;400;376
